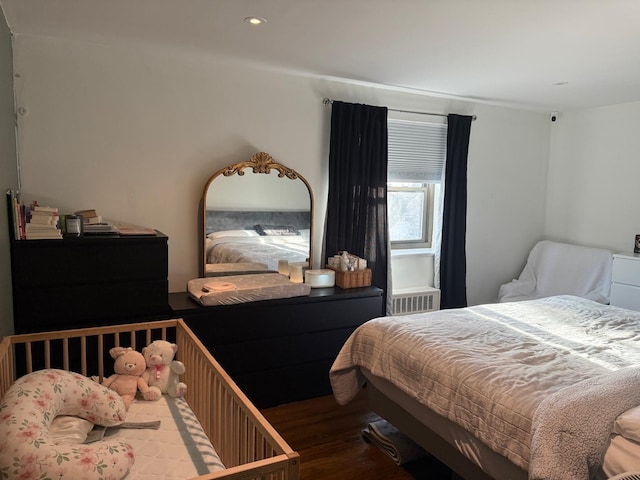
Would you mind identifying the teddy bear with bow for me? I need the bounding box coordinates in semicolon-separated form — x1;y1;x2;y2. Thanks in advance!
102;347;159;409
141;340;187;399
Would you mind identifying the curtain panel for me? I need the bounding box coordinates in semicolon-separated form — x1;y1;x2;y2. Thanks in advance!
325;101;388;315
440;114;473;309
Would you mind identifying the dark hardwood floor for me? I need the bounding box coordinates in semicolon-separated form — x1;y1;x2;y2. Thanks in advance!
261;388;455;480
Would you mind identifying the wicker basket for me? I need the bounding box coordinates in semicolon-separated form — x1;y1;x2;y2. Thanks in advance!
327;266;372;289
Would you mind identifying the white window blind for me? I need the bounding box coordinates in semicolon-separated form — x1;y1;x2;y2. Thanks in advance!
387;119;447;182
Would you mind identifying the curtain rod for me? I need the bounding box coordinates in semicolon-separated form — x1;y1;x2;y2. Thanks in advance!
322;97;477;121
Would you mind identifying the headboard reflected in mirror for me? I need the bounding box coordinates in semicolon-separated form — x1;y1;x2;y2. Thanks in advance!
201;152;314;277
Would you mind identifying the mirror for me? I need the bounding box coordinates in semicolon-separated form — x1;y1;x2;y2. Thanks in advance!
201;152;314;277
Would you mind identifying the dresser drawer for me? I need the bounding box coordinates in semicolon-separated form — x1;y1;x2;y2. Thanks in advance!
612;255;640;287
11;238;168;287
13;279;169;333
610;283;640;312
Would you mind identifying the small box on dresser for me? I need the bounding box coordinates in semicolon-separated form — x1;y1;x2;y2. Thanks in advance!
610;253;640;312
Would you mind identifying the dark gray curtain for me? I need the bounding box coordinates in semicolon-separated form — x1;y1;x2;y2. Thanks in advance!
440;114;473;309
325;101;388;315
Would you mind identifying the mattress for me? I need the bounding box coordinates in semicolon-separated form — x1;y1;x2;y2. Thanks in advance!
188;273;311;306
102;395;224;479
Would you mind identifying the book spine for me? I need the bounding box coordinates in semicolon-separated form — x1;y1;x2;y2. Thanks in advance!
6;190;18;240
19;202;26;240
14;195;23;240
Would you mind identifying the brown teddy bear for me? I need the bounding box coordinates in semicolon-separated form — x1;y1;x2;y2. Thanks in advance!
102;347;158;409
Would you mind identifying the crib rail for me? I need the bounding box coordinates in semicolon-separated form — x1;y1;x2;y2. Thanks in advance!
0;319;299;480
177;320;299;480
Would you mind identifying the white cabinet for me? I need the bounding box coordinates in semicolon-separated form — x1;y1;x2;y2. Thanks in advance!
610;253;640;311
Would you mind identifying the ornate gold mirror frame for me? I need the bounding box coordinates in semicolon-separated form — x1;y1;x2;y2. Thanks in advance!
201;152;314;277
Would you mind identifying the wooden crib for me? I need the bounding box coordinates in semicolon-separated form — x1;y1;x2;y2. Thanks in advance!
0;318;300;480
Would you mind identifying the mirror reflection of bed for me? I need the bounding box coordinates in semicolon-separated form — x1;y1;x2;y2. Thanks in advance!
201;152;313;278
205;211;311;274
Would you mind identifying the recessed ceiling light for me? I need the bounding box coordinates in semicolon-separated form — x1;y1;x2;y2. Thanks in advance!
244;16;266;25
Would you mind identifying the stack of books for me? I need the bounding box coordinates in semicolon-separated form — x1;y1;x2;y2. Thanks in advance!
74;208;119;235
75;208;103;225
25;205;62;239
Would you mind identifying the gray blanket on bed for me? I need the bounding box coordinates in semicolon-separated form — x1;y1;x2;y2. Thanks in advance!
530;366;640;480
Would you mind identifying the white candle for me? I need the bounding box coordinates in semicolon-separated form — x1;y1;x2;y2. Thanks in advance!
277;260;289;276
289;264;304;283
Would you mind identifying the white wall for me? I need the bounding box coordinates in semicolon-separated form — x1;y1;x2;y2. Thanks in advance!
206;173;309;211
546;103;640;254
466;104;550;305
389;103;551;306
0;16;17;337
9;34;550;305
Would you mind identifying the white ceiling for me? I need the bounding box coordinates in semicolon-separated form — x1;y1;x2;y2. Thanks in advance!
2;0;640;113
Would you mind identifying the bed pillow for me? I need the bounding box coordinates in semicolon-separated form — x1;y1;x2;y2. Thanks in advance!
297;228;311;241
0;369;133;480
207;229;259;239
254;224;300;236
614;405;640;442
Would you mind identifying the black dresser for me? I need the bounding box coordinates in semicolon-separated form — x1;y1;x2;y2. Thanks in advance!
169;286;384;408
10;233;169;333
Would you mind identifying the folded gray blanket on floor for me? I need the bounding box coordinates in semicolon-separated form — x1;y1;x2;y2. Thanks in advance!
530;367;640;480
362;419;428;465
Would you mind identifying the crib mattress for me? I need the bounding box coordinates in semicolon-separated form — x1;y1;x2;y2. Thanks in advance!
187;273;311;306
103;395;224;480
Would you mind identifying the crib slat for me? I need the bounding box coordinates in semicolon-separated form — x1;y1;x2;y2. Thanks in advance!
80;336;87;376
98;334;104;381
25;342;33;372
62;337;69;371
44;340;50;369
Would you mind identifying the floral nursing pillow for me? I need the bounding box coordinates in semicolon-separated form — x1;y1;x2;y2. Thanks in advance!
0;369;134;479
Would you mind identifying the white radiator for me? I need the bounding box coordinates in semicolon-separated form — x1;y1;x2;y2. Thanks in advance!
392;287;441;315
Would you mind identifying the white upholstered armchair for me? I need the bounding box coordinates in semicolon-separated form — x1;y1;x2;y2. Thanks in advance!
498;240;613;304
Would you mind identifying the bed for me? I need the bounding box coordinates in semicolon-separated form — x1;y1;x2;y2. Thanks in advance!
0;318;300;480
329;295;640;480
206;229;310;272
204;210;310;273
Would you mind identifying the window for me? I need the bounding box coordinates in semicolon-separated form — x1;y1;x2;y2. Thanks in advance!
388;181;435;247
387;118;447;249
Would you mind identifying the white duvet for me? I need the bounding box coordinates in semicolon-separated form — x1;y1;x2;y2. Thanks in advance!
330;295;640;479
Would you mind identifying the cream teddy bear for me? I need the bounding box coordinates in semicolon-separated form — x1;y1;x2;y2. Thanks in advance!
141;340;187;399
102;347;158;409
